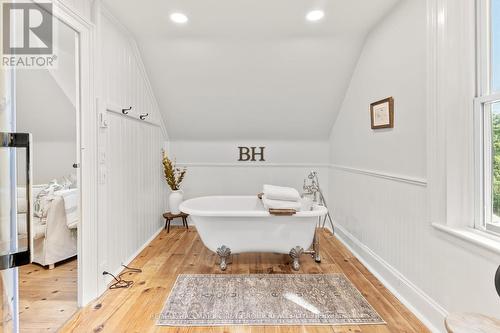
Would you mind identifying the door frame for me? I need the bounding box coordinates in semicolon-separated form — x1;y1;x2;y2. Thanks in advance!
52;1;98;306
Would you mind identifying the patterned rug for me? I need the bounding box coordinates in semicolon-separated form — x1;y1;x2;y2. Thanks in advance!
157;274;385;326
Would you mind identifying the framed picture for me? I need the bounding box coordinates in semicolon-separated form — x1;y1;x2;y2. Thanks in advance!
370;97;394;129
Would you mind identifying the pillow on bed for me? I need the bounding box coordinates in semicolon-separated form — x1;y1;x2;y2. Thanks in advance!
34;180;64;218
60;174;77;189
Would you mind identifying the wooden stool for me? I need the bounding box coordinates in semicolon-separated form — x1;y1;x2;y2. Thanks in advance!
445;313;500;333
162;212;189;233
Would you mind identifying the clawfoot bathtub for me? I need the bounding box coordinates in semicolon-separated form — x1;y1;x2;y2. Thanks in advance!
179;196;328;271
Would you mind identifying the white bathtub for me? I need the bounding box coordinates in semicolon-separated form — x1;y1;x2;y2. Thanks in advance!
179;196;328;271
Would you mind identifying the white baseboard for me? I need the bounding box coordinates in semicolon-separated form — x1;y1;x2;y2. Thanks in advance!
333;224;447;333
103;226;164;287
121;226;164;268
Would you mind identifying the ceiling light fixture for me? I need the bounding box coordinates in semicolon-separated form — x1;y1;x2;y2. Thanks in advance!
170;12;188;24
306;10;324;22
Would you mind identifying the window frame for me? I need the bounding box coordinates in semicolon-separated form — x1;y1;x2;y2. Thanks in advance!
475;0;500;234
476;94;500;233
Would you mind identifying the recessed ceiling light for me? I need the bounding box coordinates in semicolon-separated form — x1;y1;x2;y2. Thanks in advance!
306;10;324;22
170;12;188;24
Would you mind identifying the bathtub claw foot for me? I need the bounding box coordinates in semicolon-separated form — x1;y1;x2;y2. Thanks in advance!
313;228;321;263
289;246;304;271
217;246;231;271
314;253;321;263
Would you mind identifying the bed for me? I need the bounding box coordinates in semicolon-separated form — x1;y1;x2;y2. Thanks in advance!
17;185;78;268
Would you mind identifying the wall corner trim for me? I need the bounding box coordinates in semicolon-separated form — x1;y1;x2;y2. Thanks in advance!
334;224;447;333
329;164;428;187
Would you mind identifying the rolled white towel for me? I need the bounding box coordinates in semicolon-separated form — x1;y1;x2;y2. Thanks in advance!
263;184;300;202
262;195;302;211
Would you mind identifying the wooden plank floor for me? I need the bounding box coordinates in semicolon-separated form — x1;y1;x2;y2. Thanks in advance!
19;259;78;333
61;228;430;333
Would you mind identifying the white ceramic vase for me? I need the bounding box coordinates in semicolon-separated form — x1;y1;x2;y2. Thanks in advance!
169;190;184;214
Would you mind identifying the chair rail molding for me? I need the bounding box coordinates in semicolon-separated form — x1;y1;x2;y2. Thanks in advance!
177;162;331;168
329;164;428;187
426;0;476;228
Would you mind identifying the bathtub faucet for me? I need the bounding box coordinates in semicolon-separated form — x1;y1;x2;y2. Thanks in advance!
302;171;320;203
302;171;336;234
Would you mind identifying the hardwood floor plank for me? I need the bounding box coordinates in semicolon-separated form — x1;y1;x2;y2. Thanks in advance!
19;259;77;333
62;228;192;333
320;232;420;333
92;229;198;333
61;228;430;333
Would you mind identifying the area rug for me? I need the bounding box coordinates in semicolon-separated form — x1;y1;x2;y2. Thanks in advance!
157;274;385;326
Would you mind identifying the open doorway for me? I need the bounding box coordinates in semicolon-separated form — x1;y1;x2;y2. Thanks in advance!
15;16;80;332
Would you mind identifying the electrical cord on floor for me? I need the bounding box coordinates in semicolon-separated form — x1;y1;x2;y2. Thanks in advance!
102;264;142;290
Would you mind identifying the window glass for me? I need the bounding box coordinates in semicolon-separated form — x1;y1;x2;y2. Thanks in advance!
492;103;500;216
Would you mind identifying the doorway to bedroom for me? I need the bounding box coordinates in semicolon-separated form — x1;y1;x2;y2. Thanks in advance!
14;16;80;333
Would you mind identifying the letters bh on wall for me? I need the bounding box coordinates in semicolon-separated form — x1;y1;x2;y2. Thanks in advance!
238;147;265;162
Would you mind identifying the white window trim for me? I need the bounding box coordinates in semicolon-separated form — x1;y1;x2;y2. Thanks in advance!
432;222;500;255
475;0;500;236
475;93;500;234
426;0;500;254
476;0;491;96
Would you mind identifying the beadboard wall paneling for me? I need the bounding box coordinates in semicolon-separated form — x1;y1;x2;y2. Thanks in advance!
103;113;165;281
170;140;330;203
329;168;500;332
100;10;165;130
179;165;329;200
98;9;168;291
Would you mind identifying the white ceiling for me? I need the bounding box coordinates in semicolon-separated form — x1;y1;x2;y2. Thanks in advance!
103;0;400;140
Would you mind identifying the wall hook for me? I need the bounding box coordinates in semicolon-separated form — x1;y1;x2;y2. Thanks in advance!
140;113;149;120
122;106;132;114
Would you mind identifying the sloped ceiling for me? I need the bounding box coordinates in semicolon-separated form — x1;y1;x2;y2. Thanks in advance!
103;0;400;140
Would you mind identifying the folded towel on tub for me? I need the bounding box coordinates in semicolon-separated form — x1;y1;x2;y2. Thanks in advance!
262;195;302;211
263;185;300;202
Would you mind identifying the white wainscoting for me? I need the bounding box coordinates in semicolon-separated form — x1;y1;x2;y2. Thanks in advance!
96;5;169;292
329;167;500;333
101;113;166;288
178;164;329;200
170;141;330;212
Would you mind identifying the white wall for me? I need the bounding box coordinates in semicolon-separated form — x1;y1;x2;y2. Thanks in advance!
328;1;500;332
16;16;78;185
170;140;329;200
16;68;76;185
103;0;401;142
31;142;75;184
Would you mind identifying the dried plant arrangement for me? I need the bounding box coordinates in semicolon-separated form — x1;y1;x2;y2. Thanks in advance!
162;151;187;191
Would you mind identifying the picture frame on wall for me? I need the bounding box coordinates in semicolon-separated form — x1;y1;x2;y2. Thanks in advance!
370;97;394;129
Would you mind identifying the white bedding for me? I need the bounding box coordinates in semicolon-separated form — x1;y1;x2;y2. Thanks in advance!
55;189;79;229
